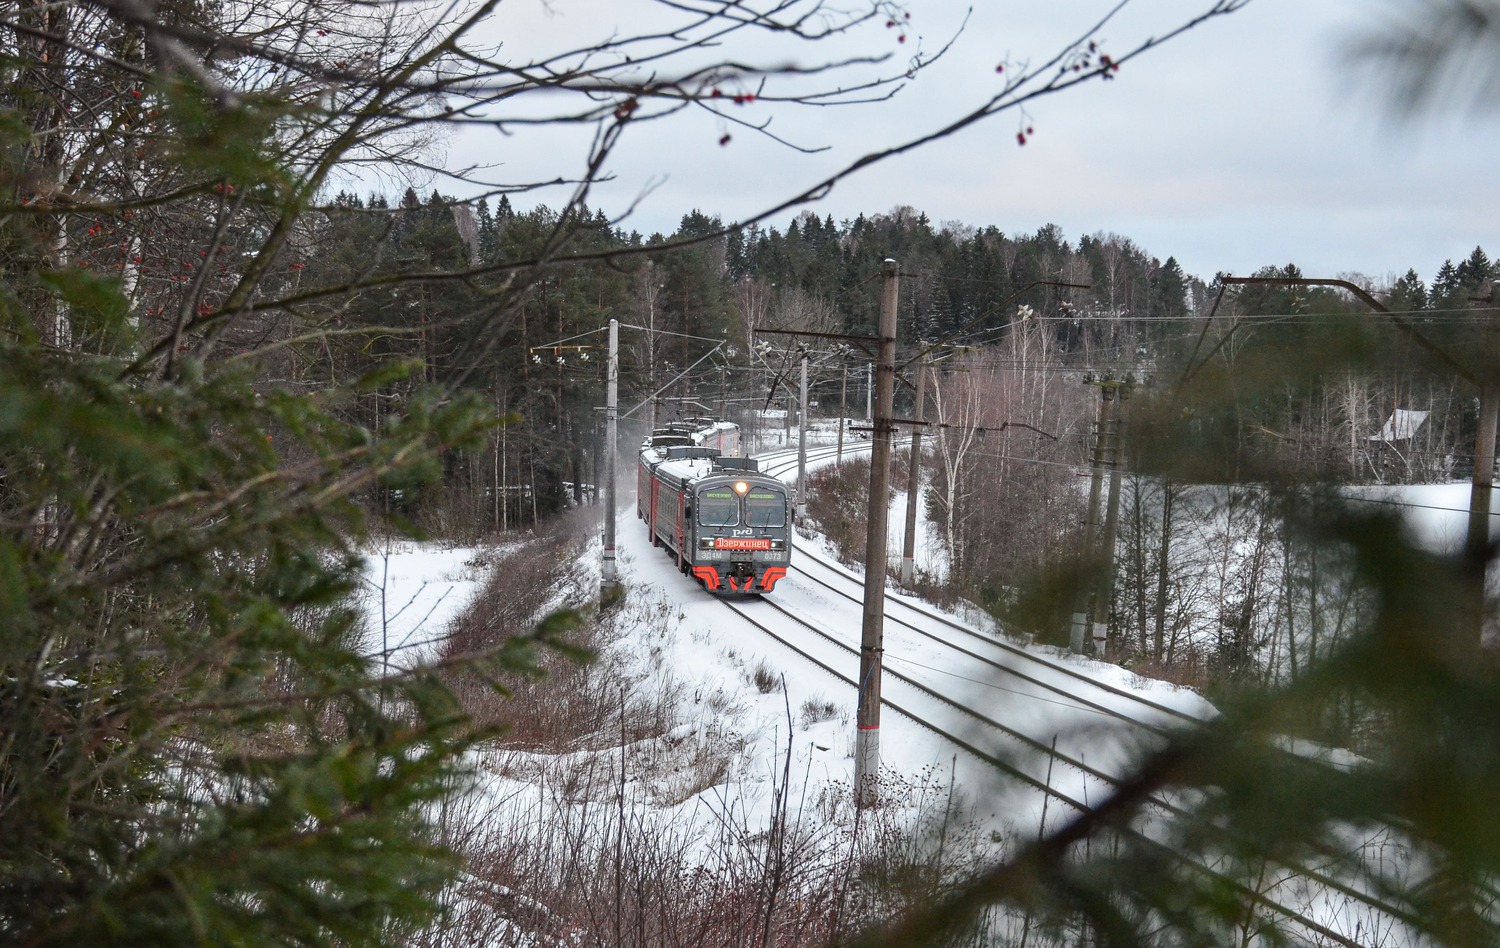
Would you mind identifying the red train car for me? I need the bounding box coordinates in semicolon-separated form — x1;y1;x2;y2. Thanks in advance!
638;423;790;594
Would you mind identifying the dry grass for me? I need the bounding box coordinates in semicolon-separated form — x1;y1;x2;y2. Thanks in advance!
425;746;1003;947
748;660;780;695
805;459;876;568
799;696;842;727
433;510;626;749
1127;647;1215;692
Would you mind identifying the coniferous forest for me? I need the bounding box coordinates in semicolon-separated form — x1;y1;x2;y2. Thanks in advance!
301;191;1500;525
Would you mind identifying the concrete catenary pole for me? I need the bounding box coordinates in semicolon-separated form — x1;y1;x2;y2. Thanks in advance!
1468;381;1498;642
783;379;793;446
867;361;874;422
1071;381;1112;654
900;355;928;586
1091;383;1125;655
602;318;620;591
796;347;809;520
856;259;899;808
837;364;847;466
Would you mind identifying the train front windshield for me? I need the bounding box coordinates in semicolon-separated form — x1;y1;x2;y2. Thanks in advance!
697;490;740;526
745;489;786;527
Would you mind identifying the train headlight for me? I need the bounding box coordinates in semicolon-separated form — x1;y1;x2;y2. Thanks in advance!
733;480;749;494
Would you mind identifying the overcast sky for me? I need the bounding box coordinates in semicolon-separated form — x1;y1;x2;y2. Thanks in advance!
436;0;1500;286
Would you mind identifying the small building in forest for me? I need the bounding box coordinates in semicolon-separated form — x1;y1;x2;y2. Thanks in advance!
1368;408;1430;480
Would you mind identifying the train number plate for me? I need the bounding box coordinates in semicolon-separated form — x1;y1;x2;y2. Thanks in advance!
714;537;771;551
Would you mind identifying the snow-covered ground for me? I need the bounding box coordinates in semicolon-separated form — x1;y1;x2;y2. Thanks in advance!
1351;481;1500;553
355;540;501;671
350;433;1489;944
351;431;1211;865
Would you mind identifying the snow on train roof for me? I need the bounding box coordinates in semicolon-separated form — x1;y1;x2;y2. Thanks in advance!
639;419;744;485
652;454;721;482
643;448;768;489
645;419;737;443
639;442;716;464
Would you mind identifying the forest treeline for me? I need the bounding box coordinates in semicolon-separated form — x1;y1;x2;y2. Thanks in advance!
265;188;1500;534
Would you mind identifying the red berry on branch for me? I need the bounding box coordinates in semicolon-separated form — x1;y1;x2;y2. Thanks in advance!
719;134;731;146
1017;132;1027;145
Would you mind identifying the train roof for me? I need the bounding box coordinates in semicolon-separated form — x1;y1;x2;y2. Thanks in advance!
715;456;758;472
642;417;740;456
649;418;738;442
640;443;718;466
650;454;722;489
691;419;738;433
649;454;775;491
641;433;694;450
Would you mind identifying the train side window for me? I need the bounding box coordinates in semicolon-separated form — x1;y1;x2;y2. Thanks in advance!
697;489;739;526
744;490;786;527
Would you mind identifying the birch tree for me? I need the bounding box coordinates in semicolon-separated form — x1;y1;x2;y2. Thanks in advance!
928;358;987;579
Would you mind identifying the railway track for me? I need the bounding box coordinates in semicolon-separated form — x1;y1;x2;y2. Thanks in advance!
760;445;1204;734
793;551;1202;735
723;440;1419;945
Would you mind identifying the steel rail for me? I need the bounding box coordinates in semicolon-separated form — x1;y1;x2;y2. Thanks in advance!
739;440;1421;944
759;443;1205;731
716;578;1375;947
